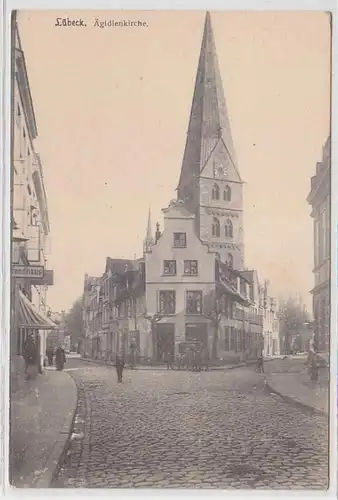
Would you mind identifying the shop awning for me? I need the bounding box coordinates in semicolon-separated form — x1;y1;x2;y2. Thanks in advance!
18;290;57;330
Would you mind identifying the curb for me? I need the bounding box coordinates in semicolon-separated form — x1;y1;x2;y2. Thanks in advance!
265;380;328;418
78;357;260;371
33;372;78;488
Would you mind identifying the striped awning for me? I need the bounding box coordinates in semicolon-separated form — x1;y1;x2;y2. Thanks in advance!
18;290;57;330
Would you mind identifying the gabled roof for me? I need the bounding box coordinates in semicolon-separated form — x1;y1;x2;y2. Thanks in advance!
105;258;136;275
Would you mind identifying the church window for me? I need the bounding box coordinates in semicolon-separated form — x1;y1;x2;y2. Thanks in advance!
212;183;220;200
225;219;233;238
212;217;220;237
224;185;231;202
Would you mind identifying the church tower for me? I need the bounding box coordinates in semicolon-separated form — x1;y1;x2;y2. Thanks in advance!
177;12;244;270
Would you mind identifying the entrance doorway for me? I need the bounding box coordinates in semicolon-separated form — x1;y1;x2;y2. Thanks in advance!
185;323;208;349
156;323;175;362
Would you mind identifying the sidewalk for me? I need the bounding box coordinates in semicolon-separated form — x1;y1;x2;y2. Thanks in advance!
265;358;329;416
10;365;77;488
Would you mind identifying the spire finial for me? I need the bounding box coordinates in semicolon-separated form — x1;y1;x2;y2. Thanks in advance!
143;204;154;253
146;204;152;240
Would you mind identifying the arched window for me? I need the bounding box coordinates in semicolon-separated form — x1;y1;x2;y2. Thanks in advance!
228;253;233;269
223;185;231;202
212;183;220;200
212;217;220;237
224;219;233;238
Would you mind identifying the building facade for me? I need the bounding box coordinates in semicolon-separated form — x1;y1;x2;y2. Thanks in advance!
307;137;330;352
82;259;153;363
261;294;280;356
145;200;264;363
82;274;101;358
145;200;218;360
11;18;55;382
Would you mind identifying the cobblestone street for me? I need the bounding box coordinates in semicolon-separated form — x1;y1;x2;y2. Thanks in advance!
52;360;328;489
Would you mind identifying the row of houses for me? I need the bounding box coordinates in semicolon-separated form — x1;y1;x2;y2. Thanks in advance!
307;136;331;354
81;200;280;365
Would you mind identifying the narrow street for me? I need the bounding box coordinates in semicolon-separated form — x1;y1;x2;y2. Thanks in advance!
52;359;328;489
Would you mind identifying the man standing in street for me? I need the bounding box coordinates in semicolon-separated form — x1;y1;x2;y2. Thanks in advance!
166;351;173;370
256;351;264;373
116;352;125;383
203;347;209;371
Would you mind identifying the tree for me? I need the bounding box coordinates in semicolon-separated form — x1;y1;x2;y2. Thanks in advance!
278;297;311;353
64;296;84;348
202;291;222;359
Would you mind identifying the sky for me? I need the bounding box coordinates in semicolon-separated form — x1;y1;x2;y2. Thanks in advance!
16;10;330;313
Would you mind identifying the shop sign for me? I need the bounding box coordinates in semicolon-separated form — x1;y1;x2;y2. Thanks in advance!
12;265;44;279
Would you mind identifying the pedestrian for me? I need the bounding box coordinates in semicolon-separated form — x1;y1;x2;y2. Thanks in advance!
46;346;54;366
256;352;264;373
23;335;37;380
129;340;136;369
195;348;202;372
309;351;319;383
55;345;66;371
191;347;198;372
203;347;209;371
116;353;125;383
166;351;173;370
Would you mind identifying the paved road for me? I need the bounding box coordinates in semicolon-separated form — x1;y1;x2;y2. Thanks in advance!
52;359;328;489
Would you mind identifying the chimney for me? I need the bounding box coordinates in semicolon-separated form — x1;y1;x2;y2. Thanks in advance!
155;222;161;242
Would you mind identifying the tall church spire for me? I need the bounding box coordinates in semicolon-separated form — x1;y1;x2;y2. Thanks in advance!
177;11;238;197
143;205;154;253
176;12;244;271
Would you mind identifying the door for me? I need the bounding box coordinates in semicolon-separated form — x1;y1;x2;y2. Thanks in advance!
156;323;175;362
185;323;208;349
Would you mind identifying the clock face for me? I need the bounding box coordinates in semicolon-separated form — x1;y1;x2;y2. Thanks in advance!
214;163;228;178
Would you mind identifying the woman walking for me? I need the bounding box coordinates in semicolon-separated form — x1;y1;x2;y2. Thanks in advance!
23;335;38;380
55;345;66;371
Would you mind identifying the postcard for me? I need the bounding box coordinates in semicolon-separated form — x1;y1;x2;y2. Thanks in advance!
8;8;331;491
